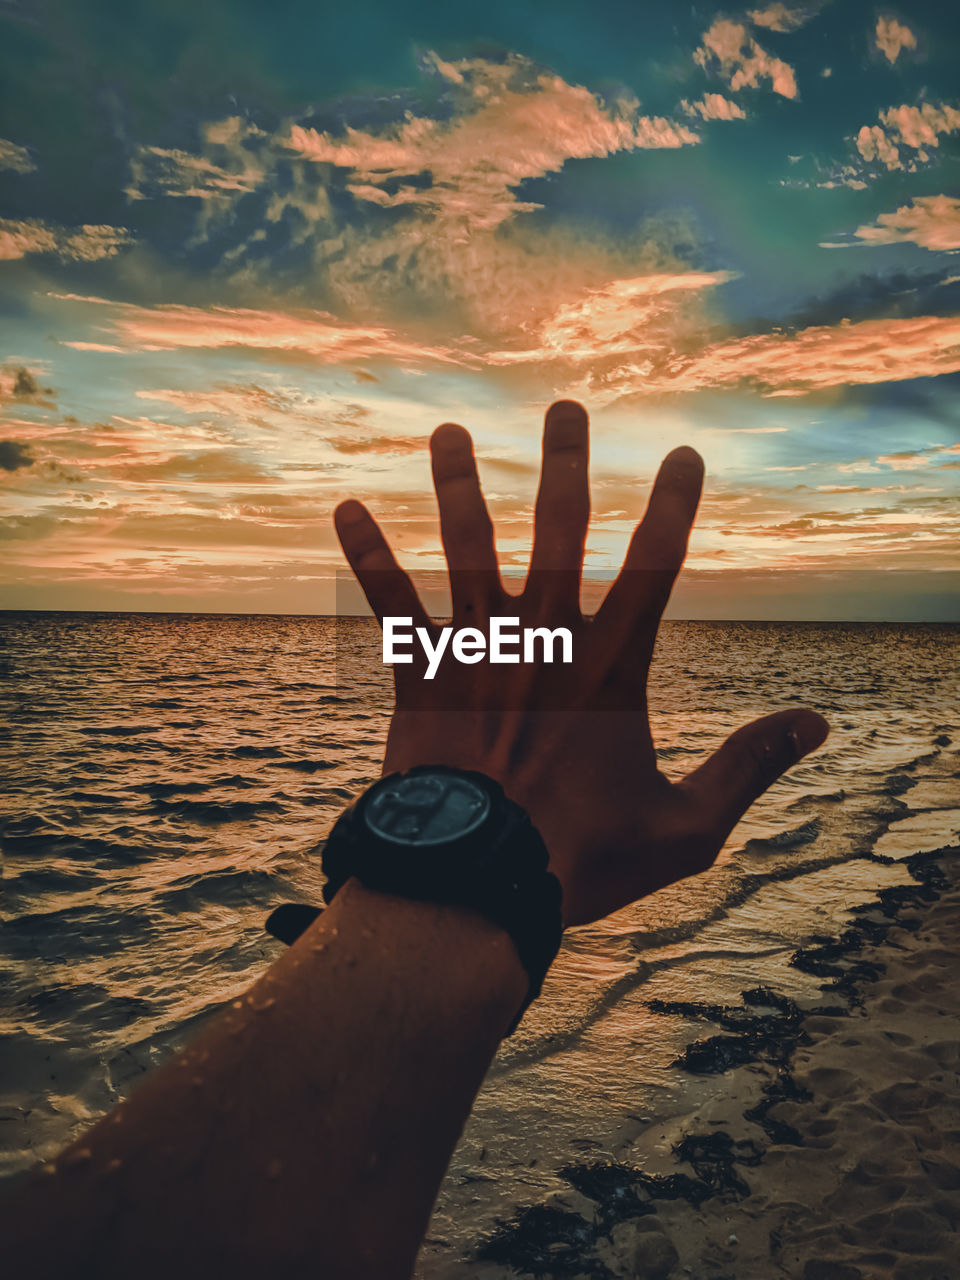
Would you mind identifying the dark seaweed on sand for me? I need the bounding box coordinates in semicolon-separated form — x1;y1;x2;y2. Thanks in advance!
649;985;808;1074
475;1204;604;1278
474;847;957;1277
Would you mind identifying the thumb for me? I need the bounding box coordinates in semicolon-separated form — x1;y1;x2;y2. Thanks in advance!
681;708;829;836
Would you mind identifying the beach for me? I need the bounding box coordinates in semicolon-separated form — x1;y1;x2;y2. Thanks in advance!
2;612;959;1277
457;844;960;1279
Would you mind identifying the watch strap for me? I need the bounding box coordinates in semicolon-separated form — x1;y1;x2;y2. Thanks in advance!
264;769;563;1034
265;901;323;945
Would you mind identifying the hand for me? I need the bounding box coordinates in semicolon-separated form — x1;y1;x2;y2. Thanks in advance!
334;400;828;927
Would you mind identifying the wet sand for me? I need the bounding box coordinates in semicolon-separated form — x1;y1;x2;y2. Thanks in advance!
473;845;960;1279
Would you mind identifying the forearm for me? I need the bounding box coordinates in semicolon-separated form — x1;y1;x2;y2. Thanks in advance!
3;880;528;1279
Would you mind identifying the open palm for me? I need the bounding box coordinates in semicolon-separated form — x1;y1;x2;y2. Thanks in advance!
334;400;828;927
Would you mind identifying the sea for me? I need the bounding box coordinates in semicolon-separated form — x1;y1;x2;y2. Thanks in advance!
1;612;958;1272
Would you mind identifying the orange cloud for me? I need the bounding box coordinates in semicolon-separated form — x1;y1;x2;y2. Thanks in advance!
312;211;707;345
854;124;901;169
856;102;960;171
884;103;960;148
675;312;960;393
836;195;960;251
58;297;464;367
875;16;917;64
694;19;798;99
0;219;132;261
748;3;816;31
571;312;960;402
125;145;263;200
62;341;127;353
874;443;960;470
137;383;325;421
108;56;703;342
680;94;747;122
486;270;735;364
328;435;427;455
286;54;698;232
133;382;436;467
135;384;377;449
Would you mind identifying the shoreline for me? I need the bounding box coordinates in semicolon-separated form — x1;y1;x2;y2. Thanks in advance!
468;844;960;1279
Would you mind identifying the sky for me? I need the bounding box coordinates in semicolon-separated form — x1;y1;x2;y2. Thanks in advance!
0;0;958;619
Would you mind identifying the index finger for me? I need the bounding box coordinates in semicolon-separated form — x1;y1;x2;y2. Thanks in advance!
334;500;430;629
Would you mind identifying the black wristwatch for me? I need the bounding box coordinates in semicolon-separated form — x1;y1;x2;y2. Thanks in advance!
265;765;564;1033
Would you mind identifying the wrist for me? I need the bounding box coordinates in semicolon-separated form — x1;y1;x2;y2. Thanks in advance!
318;878;531;1038
266;766;564;1033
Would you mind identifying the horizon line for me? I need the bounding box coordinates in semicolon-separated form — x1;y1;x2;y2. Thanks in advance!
1;608;958;625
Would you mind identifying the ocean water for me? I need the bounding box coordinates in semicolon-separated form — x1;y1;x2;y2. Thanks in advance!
1;612;958;1267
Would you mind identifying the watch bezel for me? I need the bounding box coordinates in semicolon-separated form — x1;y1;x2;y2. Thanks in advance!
359;768;493;848
322;765;513;903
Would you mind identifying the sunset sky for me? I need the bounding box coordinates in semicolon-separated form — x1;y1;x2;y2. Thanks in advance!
1;0;958;618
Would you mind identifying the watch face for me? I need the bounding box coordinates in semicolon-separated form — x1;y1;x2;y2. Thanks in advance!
364;771;491;846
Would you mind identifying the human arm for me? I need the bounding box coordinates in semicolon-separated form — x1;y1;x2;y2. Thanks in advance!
3;882;526;1280
1;399;827;1278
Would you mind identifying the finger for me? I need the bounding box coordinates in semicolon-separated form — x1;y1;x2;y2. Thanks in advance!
528;400;589;611
680;708;829;839
334;499;430;628
430;422;500;614
596;445;703;630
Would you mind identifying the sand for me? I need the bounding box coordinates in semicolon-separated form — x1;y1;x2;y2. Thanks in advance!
471;846;960;1280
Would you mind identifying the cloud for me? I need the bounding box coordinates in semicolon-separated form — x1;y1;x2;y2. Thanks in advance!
0;218;133;262
0;440;35;471
694;19;798;99
115;450;280;485
135;383;373;442
131;382;439;466
827;195;960;252
126;145;264;201
876;442;960;470
884;102;960;147
131;381;441;468
328;435;427;455
62;341;127;353
137;382;324;422
748;3;821;31
312;210;707;344
0;138;35;173
107;55;705;340
875;16;917;63
814;165;868;190
486;270;735;365
680;94;746;121
285;53;698;233
839;442;960;473
0;364;55;408
57;296;463;367
13;368;38;396
571;312;960;402
856;102;960;171
681;313;960;393
854;124;901;169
